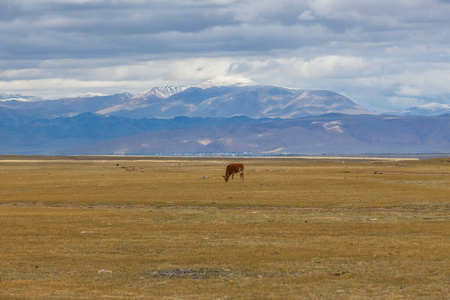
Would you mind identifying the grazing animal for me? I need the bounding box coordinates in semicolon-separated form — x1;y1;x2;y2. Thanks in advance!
223;163;244;183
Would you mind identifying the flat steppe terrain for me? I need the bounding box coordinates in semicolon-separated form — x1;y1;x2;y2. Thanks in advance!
0;156;449;299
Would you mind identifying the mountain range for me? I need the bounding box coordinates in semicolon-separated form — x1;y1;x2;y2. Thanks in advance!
1;78;371;119
1;78;449;155
56;113;450;155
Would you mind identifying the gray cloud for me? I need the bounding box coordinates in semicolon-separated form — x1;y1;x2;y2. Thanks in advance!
1;0;450;111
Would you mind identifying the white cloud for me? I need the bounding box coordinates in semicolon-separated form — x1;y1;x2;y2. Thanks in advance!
298;10;315;21
395;68;450;97
385;97;425;110
290;55;368;78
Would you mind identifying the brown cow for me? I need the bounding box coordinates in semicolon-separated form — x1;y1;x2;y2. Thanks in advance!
223;163;244;183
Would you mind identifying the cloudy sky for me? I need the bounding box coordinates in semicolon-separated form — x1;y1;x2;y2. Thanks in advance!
1;0;450;112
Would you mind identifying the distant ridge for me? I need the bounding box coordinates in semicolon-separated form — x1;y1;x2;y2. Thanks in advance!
384;102;450;116
1;112;449;155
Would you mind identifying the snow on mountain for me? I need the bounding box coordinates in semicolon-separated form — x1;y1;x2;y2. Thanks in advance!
73;92;108;98
0;93;133;119
0;93;44;102
195;76;257;89
137;85;190;99
106;79;372;119
404;102;450;116
108;77;257;115
384;102;450;116
96;85;191;115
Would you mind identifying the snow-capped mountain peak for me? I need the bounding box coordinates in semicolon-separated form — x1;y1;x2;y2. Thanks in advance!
195;76;257;89
0;93;44;102
138;85;190;99
415;102;450;111
132;77;257;100
389;102;450;116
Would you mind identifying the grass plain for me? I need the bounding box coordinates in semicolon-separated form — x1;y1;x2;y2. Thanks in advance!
0;156;449;299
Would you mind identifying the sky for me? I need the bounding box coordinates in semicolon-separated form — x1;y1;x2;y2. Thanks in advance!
1;0;450;112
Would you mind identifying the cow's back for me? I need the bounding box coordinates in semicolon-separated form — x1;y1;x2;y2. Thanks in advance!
227;163;243;173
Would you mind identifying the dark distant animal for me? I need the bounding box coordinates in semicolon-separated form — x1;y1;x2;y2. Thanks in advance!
223;163;244;183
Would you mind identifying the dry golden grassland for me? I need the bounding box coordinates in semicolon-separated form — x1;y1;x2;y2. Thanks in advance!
0;156;449;299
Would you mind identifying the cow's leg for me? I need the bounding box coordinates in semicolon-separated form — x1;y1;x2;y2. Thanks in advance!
240;171;244;181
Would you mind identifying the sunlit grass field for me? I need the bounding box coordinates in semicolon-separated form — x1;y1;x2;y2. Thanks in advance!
0;156;449;299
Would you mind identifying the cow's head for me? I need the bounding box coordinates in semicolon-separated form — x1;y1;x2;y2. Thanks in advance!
223;175;229;182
